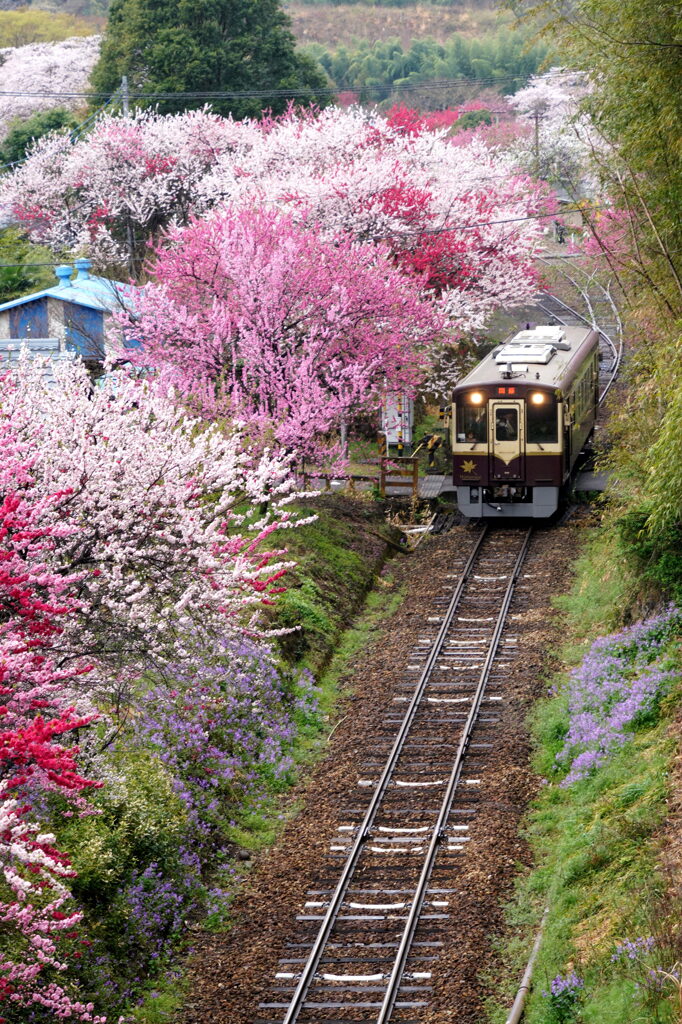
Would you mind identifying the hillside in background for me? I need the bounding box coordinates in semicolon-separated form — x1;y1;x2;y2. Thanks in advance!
3;0;504;43
289;1;502;49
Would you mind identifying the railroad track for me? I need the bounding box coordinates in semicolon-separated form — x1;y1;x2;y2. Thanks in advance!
536;270;624;404
257;526;533;1024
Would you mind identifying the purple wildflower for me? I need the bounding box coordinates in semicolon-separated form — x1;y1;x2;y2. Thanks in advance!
556;606;680;783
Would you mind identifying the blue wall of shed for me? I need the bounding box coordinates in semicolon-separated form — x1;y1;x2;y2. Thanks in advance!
9;298;48;338
64;305;104;360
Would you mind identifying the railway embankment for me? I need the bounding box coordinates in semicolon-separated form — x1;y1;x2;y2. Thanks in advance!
268;494;404;673
489;524;682;1024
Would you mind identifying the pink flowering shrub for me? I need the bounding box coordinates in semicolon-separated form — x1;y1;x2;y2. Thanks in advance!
119;205;441;462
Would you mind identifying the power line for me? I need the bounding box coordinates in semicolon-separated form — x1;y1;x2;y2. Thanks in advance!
0;88;120;172
0;68;585;102
0;202;608;273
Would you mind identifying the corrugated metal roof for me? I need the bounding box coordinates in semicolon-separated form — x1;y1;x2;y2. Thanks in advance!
0;259;137;315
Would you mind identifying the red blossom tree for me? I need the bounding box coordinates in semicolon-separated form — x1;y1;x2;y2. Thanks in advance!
0;417;104;1022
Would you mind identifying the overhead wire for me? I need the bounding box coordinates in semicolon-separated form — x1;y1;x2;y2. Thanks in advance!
0;87;121;172
0;68;586;102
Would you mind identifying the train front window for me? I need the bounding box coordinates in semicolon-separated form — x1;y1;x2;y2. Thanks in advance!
526;395;558;443
495;408;518;442
457;403;487;442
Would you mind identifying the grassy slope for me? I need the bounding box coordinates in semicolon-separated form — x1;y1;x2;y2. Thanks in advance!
270;493;401;671
487;526;682;1024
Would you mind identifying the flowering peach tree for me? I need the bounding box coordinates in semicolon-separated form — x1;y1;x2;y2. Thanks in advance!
1;355;309;676
0;417;106;1021
118;206;443;459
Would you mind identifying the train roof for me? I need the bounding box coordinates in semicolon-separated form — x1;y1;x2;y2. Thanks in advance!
453;324;599;394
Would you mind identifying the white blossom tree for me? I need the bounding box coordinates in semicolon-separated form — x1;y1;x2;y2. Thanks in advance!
0;36;100;143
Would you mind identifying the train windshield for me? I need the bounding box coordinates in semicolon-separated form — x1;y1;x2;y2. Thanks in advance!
526;394;558;443
457;402;487;442
495;408;518;441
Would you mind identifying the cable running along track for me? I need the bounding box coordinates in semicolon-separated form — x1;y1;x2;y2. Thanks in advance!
536;284;623;405
258;526;533;1024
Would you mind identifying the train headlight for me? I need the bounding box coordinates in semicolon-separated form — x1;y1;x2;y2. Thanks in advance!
469;391;484;405
530;392;546;405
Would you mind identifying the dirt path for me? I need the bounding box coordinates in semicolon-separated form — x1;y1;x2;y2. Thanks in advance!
177;522;577;1024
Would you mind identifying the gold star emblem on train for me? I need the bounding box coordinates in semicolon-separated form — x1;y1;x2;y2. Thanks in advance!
461;459;477;473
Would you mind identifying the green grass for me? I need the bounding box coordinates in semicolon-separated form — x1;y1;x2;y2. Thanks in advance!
486;525;682;1024
130;981;185;1023
272;496;398;670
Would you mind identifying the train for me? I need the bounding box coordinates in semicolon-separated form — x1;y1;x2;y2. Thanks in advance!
451;323;600;519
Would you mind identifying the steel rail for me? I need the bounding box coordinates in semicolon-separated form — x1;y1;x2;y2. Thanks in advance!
377;527;533;1022
281;526;489;1024
536;290;623;403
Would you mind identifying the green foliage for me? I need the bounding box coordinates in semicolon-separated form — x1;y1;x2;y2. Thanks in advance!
272;498;391;669
0;8;94;47
61;749;188;912
89;0;332;118
508;0;682;316
594;324;682;606
453;107;493;129
305;28;549;98
0;228;55;303
0;107;78;166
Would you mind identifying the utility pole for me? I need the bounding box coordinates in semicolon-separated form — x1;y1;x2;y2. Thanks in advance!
121;75;135;274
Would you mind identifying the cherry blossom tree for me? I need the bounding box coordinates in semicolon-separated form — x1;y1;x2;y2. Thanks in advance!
118;206;443;459
1;357;307;681
2;104;547;332
0;36;100;144
506;69;595;187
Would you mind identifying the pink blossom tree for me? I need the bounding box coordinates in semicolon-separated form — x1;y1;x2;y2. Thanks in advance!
118;206;443;460
2;105;547;332
0;106;259;268
198;105;548;333
1;357;307;680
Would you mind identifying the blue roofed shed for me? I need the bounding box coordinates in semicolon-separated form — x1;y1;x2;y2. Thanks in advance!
0;258;138;365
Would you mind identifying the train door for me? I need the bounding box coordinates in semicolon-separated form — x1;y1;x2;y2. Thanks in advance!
489;401;524;481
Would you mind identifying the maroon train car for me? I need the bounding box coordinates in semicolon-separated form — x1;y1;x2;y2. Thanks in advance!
451;324;599;518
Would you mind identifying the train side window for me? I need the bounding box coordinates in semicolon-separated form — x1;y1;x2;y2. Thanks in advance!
527;397;558;443
457;404;487;442
495;408;518;441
